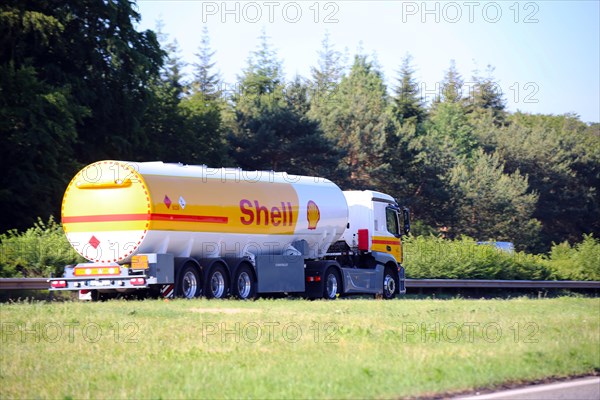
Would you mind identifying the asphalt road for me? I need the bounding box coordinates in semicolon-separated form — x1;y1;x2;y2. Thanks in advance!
457;376;600;400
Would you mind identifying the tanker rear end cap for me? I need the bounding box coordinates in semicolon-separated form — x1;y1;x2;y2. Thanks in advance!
61;160;348;263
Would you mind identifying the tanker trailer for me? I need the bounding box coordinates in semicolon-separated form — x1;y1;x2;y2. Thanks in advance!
49;160;409;300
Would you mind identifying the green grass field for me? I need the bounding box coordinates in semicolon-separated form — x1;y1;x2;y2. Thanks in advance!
1;297;598;399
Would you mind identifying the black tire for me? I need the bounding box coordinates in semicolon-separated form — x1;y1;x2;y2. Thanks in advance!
91;290;107;302
146;286;162;299
323;268;341;300
383;267;398;300
176;264;202;299
91;290;116;301
205;264;229;299
233;265;257;300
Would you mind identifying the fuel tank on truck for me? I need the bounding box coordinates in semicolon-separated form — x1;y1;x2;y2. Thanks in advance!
61;161;349;263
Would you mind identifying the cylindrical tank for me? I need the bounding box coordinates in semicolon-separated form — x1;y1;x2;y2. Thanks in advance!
62;161;349;263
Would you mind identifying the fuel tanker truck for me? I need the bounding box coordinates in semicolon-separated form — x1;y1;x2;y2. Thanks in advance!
49;160;410;300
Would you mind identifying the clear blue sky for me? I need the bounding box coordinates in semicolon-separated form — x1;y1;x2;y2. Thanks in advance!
136;0;600;123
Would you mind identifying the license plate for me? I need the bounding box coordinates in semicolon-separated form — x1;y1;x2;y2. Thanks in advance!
89;280;112;287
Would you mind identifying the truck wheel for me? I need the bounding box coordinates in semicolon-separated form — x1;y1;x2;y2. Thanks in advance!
205;265;229;299
91;290;110;302
233;265;257;300
383;267;397;300
323;268;341;300
177;264;202;299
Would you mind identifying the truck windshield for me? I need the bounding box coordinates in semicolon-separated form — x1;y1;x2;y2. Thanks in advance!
386;207;400;237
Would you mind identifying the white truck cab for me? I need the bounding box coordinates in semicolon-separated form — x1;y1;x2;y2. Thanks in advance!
342;190;405;264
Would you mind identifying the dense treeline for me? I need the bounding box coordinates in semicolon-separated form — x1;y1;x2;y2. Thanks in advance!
1;1;598;254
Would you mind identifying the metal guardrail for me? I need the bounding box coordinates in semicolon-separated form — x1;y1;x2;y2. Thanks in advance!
0;278;599;291
0;278;50;290
405;279;600;289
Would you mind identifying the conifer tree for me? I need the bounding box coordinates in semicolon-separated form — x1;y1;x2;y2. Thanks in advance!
392;54;426;124
310;32;344;99
469;64;507;125
438;60;464;104
318;54;391;187
191;26;221;98
228;31;338;175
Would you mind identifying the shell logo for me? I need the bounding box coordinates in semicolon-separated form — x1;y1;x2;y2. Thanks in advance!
307;200;320;230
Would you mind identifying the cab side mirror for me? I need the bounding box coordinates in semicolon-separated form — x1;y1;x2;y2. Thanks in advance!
402;207;410;236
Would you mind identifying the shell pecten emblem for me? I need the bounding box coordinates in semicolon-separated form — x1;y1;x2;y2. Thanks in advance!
307;200;320;230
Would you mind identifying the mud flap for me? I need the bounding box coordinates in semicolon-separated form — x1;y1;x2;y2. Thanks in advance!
398;266;406;294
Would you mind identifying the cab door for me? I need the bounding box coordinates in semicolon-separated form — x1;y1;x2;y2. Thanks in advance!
371;203;402;263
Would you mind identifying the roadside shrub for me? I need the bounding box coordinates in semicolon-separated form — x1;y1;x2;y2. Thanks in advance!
0;217;84;278
403;235;553;280
547;234;600;281
407;220;438;237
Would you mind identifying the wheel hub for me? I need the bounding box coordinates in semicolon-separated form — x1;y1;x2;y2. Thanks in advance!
211;271;225;298
183;270;197;298
384;274;395;296
237;272;251;298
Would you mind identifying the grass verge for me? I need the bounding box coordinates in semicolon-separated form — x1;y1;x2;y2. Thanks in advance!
1;297;598;399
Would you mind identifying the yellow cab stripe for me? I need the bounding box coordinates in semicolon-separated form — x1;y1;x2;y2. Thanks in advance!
371;235;402;263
